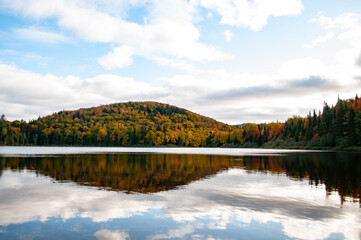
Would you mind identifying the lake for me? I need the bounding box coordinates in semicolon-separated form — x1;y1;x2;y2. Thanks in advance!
0;147;360;240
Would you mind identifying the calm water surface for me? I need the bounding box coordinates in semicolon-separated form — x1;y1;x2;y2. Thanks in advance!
0;147;360;240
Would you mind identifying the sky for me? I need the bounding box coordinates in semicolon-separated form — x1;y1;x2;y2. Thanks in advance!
0;0;361;124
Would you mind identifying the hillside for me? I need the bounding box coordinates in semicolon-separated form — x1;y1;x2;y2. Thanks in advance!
1;96;361;149
0;102;236;147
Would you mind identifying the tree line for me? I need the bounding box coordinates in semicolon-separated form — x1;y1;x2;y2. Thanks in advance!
2;152;359;203
1;97;361;148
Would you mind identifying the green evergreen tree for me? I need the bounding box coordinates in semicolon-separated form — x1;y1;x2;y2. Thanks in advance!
355;108;361;145
334;100;346;137
346;107;356;145
0;114;7;144
305;112;313;140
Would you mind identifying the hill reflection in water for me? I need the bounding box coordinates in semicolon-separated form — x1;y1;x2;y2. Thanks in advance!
1;152;360;204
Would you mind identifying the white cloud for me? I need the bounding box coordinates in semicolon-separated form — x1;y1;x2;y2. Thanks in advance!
57;5;142;43
94;230;130;240
13;27;71;43
0;0;303;68
2;1;361;124
0;0;231;65
277;57;328;79
157;47;361;123
98;46;134;69
333;13;360;30
83;74;165;98
309;13;361;48
309;15;335;30
356;52;361;67
306;13;361;82
138;0;233;62
303;31;334;48
197;0;303;31
224;29;233;42
2;48;361;124
0;63;165;121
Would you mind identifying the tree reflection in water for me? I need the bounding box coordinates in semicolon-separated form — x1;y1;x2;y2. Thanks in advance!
1;152;360;204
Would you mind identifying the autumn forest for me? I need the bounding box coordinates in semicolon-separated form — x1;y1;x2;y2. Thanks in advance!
1;96;361;149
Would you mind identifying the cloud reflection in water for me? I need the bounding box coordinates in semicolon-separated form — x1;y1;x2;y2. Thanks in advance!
0;166;359;240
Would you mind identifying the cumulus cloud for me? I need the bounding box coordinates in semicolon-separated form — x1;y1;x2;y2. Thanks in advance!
303;31;334;48
0;0;305;68
0;63;165;121
159;74;339;123
306;12;361;83
2;2;361;124
309;12;361;48
197;0;303;31
310;12;361;31
1;51;361;124
98;46;134;69
0;0;231;65
157;48;361;123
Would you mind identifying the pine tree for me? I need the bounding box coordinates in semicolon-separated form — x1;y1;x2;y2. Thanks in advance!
320;103;332;135
355;108;361;145
0;114;7;144
346;107;356;145
334;100;346;137
305;112;313;140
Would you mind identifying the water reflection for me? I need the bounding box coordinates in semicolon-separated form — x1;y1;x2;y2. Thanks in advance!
0;151;360;240
242;152;361;205
0;154;242;193
1;152;360;204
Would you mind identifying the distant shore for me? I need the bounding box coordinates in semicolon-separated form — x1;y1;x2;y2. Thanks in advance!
2;143;361;152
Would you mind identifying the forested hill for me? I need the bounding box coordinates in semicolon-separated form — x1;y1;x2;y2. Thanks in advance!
0;102;236;147
1;96;361;149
